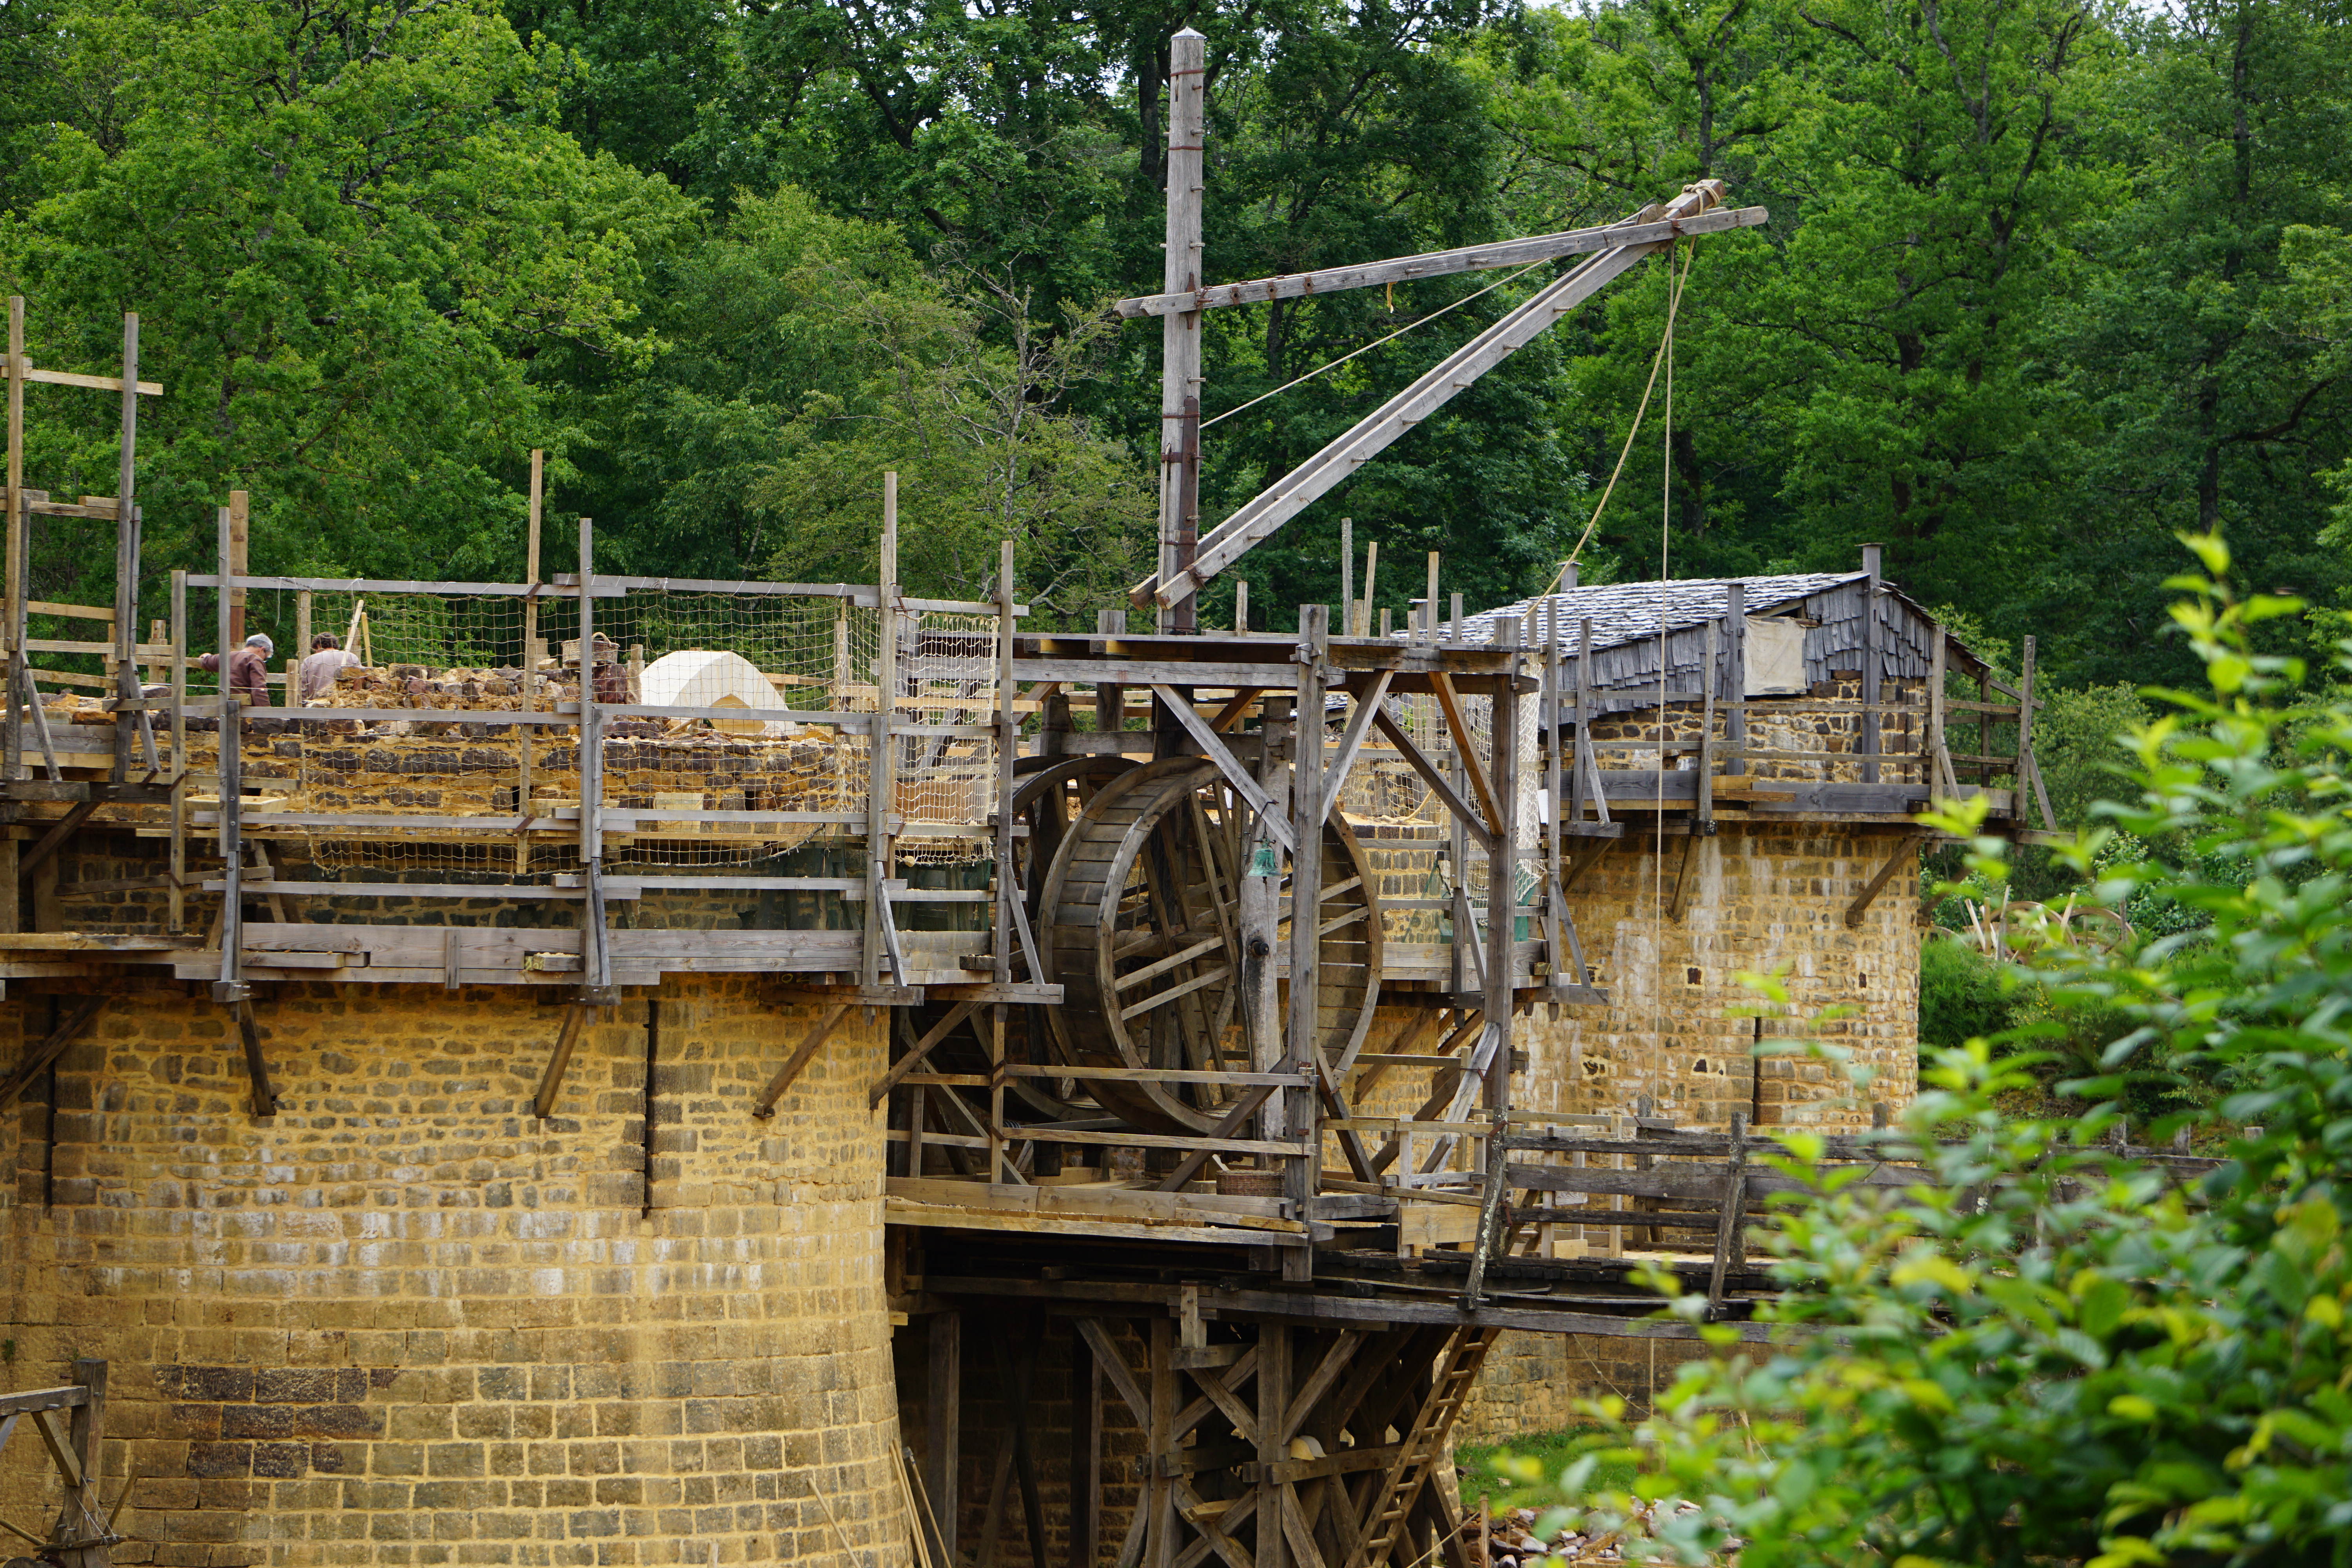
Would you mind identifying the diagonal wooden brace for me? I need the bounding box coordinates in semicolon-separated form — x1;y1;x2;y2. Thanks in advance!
532;1002;590;1119
0;995;106;1110
752;1003;853;1118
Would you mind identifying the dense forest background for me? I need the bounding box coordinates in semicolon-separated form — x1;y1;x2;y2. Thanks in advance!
1;0;2347;726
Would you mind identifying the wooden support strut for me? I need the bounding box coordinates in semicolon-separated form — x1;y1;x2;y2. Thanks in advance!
751;1002;853;1118
0;995;105;1111
1844;836;1922;929
532;1003;590;1119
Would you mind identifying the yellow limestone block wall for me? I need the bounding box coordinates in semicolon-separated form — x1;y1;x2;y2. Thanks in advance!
0;979;905;1568
1456;822;1924;1443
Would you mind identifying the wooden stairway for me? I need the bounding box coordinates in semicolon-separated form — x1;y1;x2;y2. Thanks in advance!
1345;1324;1500;1568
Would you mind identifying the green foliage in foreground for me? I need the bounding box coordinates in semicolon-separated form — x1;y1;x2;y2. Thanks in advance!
1457;1428;1635;1516
1561;539;2352;1566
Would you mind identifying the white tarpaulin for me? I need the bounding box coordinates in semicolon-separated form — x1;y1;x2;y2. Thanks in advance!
1744;615;1808;695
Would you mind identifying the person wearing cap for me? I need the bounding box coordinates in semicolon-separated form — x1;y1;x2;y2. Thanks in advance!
298;632;363;701
200;632;274;708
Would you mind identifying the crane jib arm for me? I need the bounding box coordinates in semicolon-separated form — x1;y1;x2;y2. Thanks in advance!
1129;180;1755;612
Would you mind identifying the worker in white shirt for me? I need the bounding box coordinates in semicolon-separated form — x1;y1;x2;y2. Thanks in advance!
297;632;363;702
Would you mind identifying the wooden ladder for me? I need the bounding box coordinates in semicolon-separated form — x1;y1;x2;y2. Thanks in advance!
1346;1324;1500;1567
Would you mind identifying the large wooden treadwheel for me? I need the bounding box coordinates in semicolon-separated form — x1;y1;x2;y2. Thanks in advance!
1039;756;1382;1133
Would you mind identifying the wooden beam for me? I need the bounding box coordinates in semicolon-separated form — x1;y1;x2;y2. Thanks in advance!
870;1000;983;1107
0;995;105;1110
1367;706;1495;854
235;1001;278;1116
532;1003;590;1118
1320;670;1394;810
1135;182;1727;608
0;363;162;396
751;1003;853;1117
1844;837;1921;929
1426;674;1504;836
30;1408;78;1489
1151;684;1298;854
1111;206;1768;318
1706;1115;1750;1319
1071;1320;1102;1568
17;798;98;883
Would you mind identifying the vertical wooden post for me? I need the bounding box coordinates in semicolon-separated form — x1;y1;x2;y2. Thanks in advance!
927;1310;961;1564
517;449;542;869
868;475;900;988
5;298;23;786
1697;620;1716;825
992;539;1017;1181
1157;27;1206;635
1571;617;1592;826
1360;540;1379;639
1340;519;1354;636
1724;580;1746;769
169;568;187;934
1285;606;1328;1252
111;315;139;785
1423;553;1439;643
1147;1315;1176;1568
226;490;249;647
1543;603;1562;882
56;1357;105;1563
1094;608;1126;733
1858;543;1881;784
1255;1321;1291;1568
577;516;609;998
1484;622;1519;1113
2018;634;2054;829
291;590;311;696
1243;695;1289;1132
214;502;243;1001
1069;1323;1101;1568
1234;580;1249;635
1927;624;1954;799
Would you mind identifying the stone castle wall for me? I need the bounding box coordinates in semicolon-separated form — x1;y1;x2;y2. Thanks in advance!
0;978;903;1567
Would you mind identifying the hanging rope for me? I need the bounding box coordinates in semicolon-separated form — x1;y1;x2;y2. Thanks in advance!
1200;256;1551;432
1539;238;1698;600
1651;240;1681;1075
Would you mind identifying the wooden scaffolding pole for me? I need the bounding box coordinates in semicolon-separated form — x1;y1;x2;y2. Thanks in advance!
1156;27;1206;635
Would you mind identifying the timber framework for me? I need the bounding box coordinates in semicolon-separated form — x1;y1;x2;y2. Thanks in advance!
0;75;2101;1568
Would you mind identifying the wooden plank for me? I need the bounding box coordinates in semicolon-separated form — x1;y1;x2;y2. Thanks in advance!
1200;1287;1780;1342
0;1386;84;1420
3;362;162;396
189;574;618;597
884;1201;1307;1249
1112;207;1768;317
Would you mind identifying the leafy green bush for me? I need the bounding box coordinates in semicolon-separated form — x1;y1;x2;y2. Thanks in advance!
1917;935;2015;1050
1556;537;2352;1568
